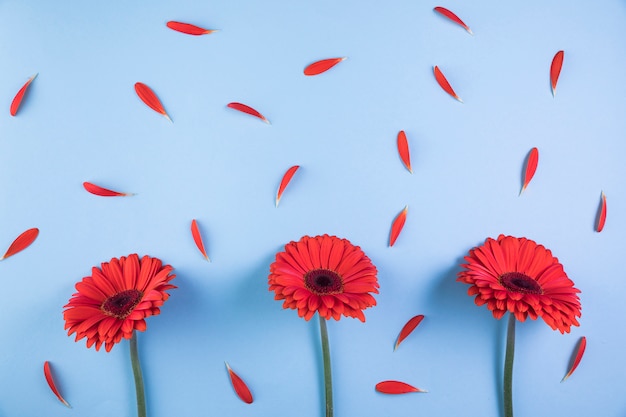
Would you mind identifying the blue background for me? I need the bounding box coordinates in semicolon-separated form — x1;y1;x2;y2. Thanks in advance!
0;1;624;416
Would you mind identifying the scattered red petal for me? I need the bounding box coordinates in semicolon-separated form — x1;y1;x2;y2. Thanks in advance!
304;57;347;76
596;192;607;232
520;147;539;195
551;51;564;97
397;131;412;173
434;6;473;34
134;82;172;122
276;165;300;207
227;102;270;124
83;182;133;197
166;21;216;36
10;73;38;116
225;362;253;404
433;66;462;102
191;219;210;261
376;380;427;394
562;336;586;382
394;314;424;351
1;228;39;261
389;206;408;247
44;361;71;408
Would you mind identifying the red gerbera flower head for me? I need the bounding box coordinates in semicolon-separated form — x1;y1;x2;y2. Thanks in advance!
63;254;176;352
269;234;379;322
457;235;581;333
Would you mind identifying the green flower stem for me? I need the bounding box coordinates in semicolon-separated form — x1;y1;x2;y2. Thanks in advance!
504;313;516;417
130;331;147;417
318;314;333;417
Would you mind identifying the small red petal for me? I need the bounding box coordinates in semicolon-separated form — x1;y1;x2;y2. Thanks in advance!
434;7;473;34
520;147;539;195
596;192;607;232
389;206;408;247
394;314;424;351
551;51;564;97
375;380;427;394
397;131;412;173
562;336;586;382
304;57;347;76
83;182;132;197
44;361;71;408
166;21;216;36
191;219;210;261
134;82;172;122
276;165;300;207
226;362;253;404
433;66;462;102
1;228;39;261
227;102;270;124
10;73;38;116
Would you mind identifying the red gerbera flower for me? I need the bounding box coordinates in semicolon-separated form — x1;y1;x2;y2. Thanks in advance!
269;234;379;322
63;254;176;352
457;235;581;333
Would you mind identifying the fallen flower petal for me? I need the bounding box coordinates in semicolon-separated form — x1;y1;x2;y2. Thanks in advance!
166;21;216;35
520;147;539;195
304;57;347;76
389;206;408;247
434;6;473;34
83;181;133;197
225;362;253;404
191;219;210;261
562;336;586;382
551;51;564;97
227;102;270;124
433;66;462;102
397;131;412;173
1;227;39;261
134;82;172;122
276;165;300;207
44;361;71;408
596;192;607;232
394;314;424;351
10;73;38;116
376;380;427;394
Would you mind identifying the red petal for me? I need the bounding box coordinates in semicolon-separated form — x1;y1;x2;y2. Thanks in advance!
394;314;424;350
1;228;39;261
551;51;564;97
433;66;462;102
225;362;253;404
276;165;300;207
10;73;38;116
83;181;132;197
227;102;270;124
389;206;408;247
433;7;473;34
596;192;607;232
375;380;427;394
303;57;346;76
166;21;216;36
191;219;210;261
134;82;172;121
520;147;539;195
44;361;71;408
397;131;412;173
562;336;586;382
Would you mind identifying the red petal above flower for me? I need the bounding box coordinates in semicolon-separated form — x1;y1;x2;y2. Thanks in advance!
83;181;133;197
433;6;473;34
134;82;172;122
397;130;412;173
1;227;39;261
596;191;607;232
166;21;216;36
375;380;427;394
551;51;564;97
225;362;253;404
44;361;71;408
276;165;300;207
304;57;346;76
394;314;424;351
191;219;210;261
389;205;408;247
562;336;586;382
10;73;38;116
520;147;539;195
433;66;462;102
227;102;270;124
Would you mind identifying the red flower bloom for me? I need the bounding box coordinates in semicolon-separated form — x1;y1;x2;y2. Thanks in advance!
457;235;581;333
63;254;176;352
269;235;379;322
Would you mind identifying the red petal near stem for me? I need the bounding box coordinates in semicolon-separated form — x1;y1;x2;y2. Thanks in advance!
397;130;412;173
433;6;473;34
44;361;71;408
394;314;424;351
551;51;564;97
83;181;132;197
389;206;408;247
191;219;210;261
227;102;270;124
1;228;39;261
596;192;607;232
225;362;253;404
562;336;586;382
376;380;427;394
10;73;38;116
433;66;462;102
303;57;346;76
276;165;300;207
134;82;172;121
520;147;539;195
166;21;216;35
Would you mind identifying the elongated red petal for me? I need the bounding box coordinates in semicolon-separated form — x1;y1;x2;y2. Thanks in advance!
520;147;539;195
596;192;607;232
562;336;586;382
1;228;39;261
225;362;253;404
276;165;300;207
389;206;408;247
304;57;346;76
191;219;210;261
397;131;412;173
434;6;472;34
227;102;270;124
44;361;71;408
551;51;564;97
10;73;38;116
433;66;462;102
83;181;132;197
376;380;427;394
134;82;172;122
394;314;424;351
166;21;216;36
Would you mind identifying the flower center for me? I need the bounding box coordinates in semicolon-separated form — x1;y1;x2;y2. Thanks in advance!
304;269;344;295
499;272;543;294
101;289;143;319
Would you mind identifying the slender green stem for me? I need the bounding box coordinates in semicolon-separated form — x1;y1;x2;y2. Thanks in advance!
130;331;147;417
318;314;333;417
503;313;516;417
